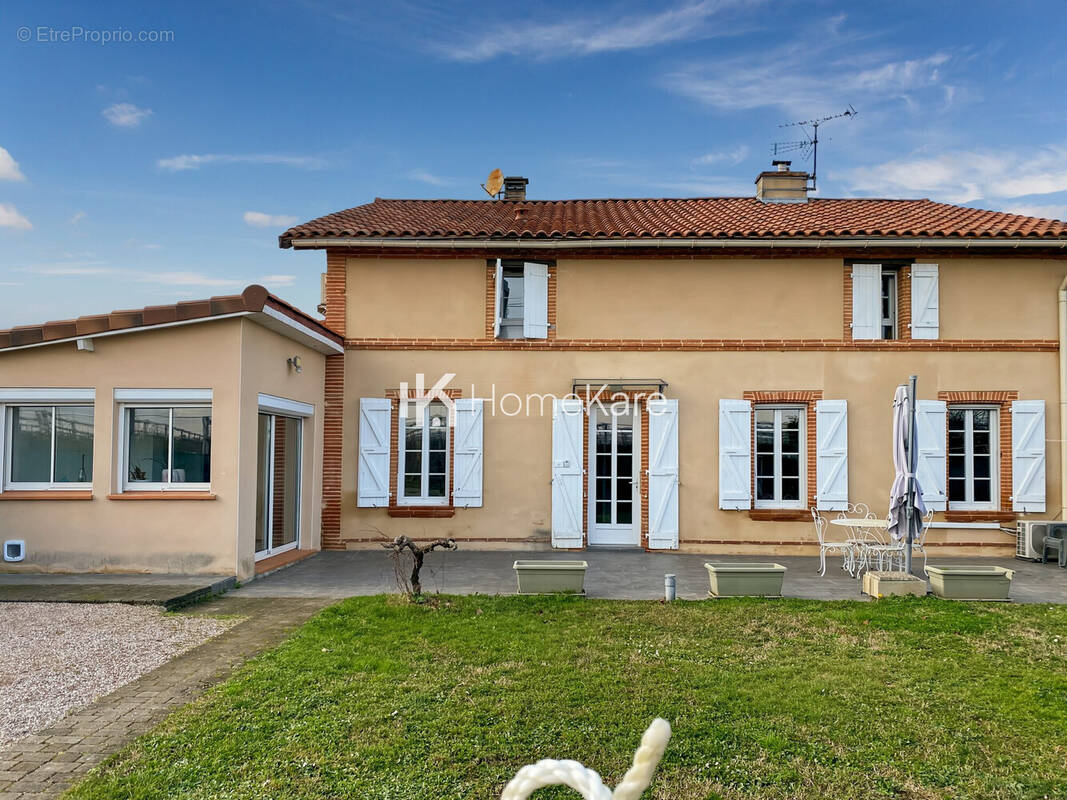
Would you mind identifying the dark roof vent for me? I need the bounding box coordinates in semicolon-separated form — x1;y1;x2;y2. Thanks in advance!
503;176;528;201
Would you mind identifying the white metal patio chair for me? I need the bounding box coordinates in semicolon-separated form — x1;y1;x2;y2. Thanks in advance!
812;507;855;577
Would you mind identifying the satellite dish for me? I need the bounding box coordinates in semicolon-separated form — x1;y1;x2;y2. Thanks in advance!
482;168;503;198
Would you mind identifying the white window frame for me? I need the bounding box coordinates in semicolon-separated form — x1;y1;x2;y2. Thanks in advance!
881;269;898;340
947;404;999;511
753;404;807;510
497;264;526;340
1;403;95;491
397;401;450;506
119;403;212;492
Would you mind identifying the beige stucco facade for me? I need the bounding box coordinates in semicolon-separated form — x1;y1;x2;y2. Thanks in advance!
338;253;1067;557
0;317;327;579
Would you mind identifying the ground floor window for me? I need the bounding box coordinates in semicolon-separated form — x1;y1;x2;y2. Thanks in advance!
4;405;94;488
754;405;805;509
399;400;449;504
948;405;997;510
123;406;211;489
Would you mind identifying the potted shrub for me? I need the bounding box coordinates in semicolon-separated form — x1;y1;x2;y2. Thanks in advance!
704;562;787;597
926;565;1015;600
513;560;588;594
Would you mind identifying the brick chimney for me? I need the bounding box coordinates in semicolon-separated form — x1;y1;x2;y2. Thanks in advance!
755;160;810;203
503;176;528;201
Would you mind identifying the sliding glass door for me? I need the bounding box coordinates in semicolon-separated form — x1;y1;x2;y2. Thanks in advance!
255;413;302;558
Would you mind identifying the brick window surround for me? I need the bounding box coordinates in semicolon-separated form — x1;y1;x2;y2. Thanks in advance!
383;387;463;518
744;390;822;521
939;390;1018;522
484;260;557;341
842;261;912;341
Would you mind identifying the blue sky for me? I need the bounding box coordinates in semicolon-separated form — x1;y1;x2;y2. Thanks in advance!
1;0;1065;326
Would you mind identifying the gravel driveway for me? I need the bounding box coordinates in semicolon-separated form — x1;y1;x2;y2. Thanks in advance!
0;603;238;748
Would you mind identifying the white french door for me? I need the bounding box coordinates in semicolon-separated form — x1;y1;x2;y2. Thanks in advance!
255;413;302;559
588;405;641;547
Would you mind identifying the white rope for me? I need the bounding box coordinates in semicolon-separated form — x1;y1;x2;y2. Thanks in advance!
499;718;672;800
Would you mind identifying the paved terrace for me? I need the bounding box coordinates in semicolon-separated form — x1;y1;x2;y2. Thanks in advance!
230;550;1067;603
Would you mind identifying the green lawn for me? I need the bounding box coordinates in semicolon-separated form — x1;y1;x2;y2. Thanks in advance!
68;596;1067;800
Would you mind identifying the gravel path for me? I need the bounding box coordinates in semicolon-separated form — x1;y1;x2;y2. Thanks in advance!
0;603;238;748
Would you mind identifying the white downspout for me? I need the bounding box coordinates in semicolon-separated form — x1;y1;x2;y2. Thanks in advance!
1059;276;1067;520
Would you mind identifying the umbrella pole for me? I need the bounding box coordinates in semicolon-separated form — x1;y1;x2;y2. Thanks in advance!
904;375;918;575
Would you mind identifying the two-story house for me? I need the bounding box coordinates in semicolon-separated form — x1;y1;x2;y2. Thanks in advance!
279;166;1067;558
3;164;1066;579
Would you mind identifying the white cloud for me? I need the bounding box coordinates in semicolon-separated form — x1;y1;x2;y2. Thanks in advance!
158;153;326;172
0;147;26;181
70;210;87;224
244;211;299;228
133;271;244;288
0;203;32;230
436;0;754;62
259;274;297;288
844;145;1067;204
18;264;117;276
1005;203;1067;222
692;145;750;167
662;14;952;117
102;102;153;128
406;169;450;187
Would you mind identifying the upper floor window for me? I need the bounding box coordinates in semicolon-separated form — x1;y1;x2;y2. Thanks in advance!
493;260;549;340
754;405;806;509
4;405;94;489
948;406;997;510
880;269;898;339
499;266;526;339
851;262;939;341
123;405;212;490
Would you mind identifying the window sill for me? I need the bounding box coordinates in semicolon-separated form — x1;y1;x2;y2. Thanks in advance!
388;506;455;518
108;492;217;501
943;510;1016;522
0;491;94;501
749;509;810;521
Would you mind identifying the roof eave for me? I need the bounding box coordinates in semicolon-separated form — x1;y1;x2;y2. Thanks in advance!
283;235;1067;250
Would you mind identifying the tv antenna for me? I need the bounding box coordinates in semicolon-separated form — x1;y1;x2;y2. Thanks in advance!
772;104;857;191
481;168;504;198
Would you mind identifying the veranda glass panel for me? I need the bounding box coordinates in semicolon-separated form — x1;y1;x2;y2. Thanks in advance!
127;408;169;482
54;406;94;482
172;407;211;483
9;406;52;483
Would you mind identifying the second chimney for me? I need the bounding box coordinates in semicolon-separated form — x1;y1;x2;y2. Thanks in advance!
755;160;810;203
503;176;529;201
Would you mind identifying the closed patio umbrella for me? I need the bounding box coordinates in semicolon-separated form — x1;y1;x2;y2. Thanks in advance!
888;380;926;573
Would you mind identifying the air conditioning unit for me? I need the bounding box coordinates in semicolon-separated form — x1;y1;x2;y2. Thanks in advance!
1016;521;1067;561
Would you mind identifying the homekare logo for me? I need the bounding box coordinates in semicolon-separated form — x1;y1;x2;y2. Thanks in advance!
398;373;669;424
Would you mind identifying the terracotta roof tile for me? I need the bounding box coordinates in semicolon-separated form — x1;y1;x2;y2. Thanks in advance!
279;197;1067;245
0;285;341;352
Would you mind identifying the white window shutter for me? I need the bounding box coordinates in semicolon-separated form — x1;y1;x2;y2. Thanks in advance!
647;398;679;549
493;259;503;339
357;397;392;507
551;397;584;548
452;398;484;508
916;399;947;511
719;399;752;510
851;263;881;340
1012;400;1046;512
910;263;939;339
815;399;848;510
523;262;549;339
